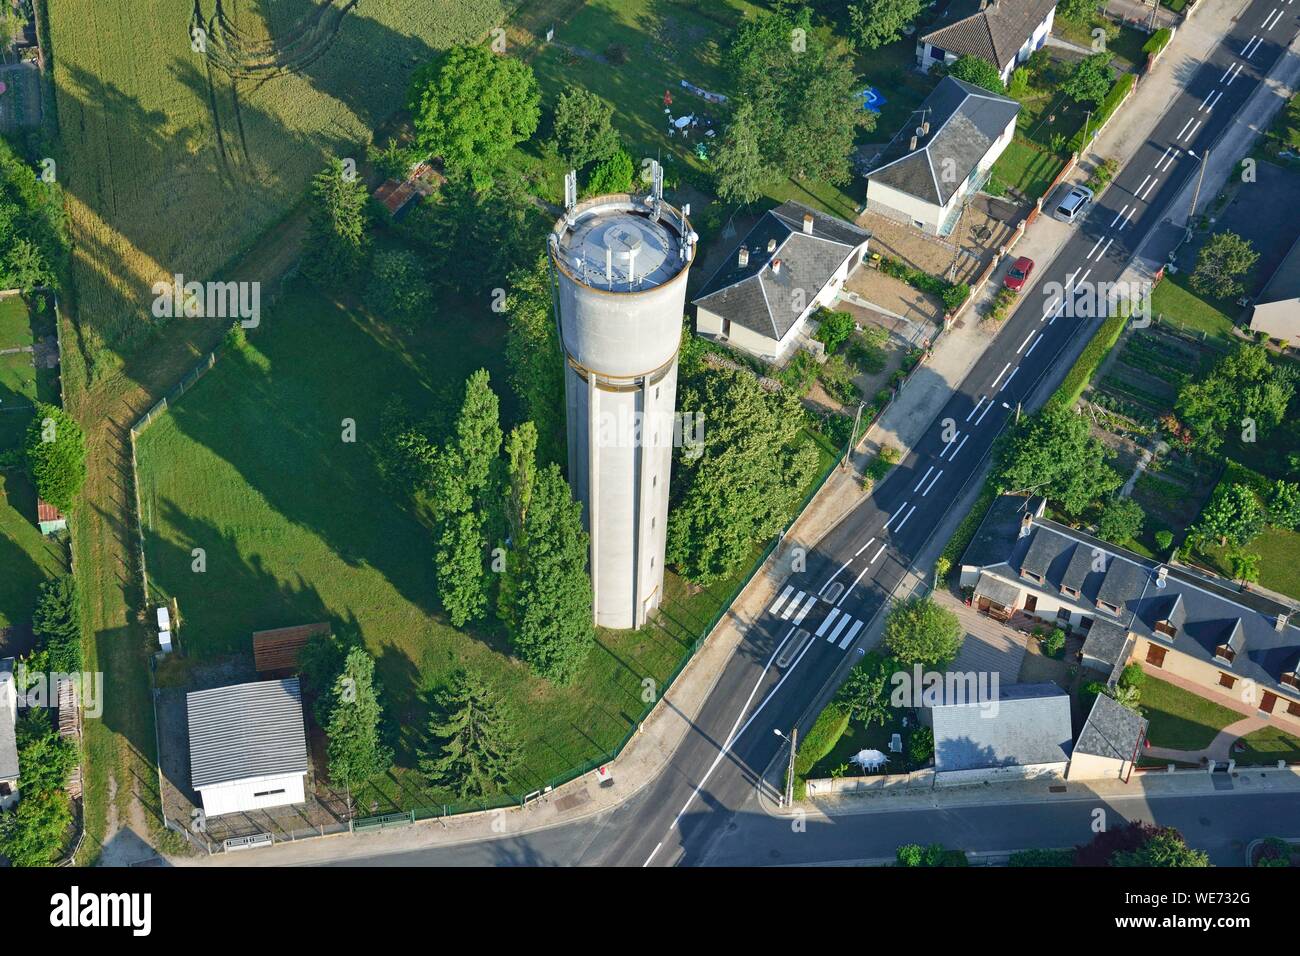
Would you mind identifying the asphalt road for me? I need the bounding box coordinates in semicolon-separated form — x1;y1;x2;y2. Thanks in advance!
322;786;1300;867
315;0;1300;869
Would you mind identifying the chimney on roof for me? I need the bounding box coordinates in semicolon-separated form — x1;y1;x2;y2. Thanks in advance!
771;258;782;275
1018;511;1032;539
980;0;988;8
909;134;918;151
767;238;777;253
921;120;931;136
1155;566;1168;589
1277;612;1289;632
802;212;814;235
738;246;749;268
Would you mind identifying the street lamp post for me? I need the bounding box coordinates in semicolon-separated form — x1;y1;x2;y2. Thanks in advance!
773;727;798;807
1185;148;1210;244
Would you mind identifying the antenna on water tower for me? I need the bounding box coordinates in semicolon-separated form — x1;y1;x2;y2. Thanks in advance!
564;169;577;223
650;160;664;223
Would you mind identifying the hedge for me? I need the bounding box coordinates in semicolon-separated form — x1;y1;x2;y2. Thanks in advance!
1009;848;1076;867
1069;73;1136;152
1143;28;1172;57
792;704;850;799
1047;311;1128;409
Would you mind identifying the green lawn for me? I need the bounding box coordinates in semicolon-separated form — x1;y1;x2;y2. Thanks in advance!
135;278;833;812
990;136;1063;200
1237;724;1300;766
1151;272;1239;343
0;295;32;347
808;714;925;778
1258;92;1300;170
1052;17;1147;74
1199;526;1300;601
1141;674;1243;751
0;469;68;628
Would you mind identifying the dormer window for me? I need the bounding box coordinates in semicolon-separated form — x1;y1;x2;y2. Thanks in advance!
1155;619;1177;639
1214;643;1237;665
1282;672;1300;690
1098;600;1120;616
1060;584;1078;599
1022;569;1043;584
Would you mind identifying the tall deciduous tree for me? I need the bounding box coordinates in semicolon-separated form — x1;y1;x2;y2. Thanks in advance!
324;647;393;799
668;366;820;584
504;255;566;467
24;403;85;513
1191;231;1259;300
508;464;594;683
551;85;621;169
304;157;370;286
948;54;1006;94
712;101;773;204
421;670;521;799
1062;51;1115;105
31;574;82;673
408;44;541;189
834;652;898;727
1176;343;1295;453
996;404;1123;516
849;0;924;50
883;596;962;667
1194;482;1264;548
433;370;503;628
725;6;870;184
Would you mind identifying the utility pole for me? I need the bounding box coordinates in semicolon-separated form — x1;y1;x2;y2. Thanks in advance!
1148;0;1159;32
785;728;797;807
1015;401;1022;425
1082;110;1092;147
1185;148;1210;244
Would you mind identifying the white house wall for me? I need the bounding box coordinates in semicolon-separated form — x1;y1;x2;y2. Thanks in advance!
197;772;306;817
935;760;1067;787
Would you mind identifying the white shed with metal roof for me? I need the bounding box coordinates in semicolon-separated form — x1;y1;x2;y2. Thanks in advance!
187;678;309;817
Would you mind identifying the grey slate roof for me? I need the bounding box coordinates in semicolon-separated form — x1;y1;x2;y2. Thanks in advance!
964;496;1300;700
931;682;1073;773
921;0;1059;69
0;659;17;784
975;571;1021;608
1081;618;1131;671
1075;692;1148;762
1258;233;1300;305
962;494;1043;568
867;76;1020;207
187;678;309;790
692;201;870;341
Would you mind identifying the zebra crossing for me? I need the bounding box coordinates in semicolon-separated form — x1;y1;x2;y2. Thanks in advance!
766;585;866;652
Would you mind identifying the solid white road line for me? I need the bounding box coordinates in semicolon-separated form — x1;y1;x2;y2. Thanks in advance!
1177;116;1195;139
789;593;817;626
914;465;935;492
949;433;971;462
1110;204;1130;227
870;543;886;564
838;620;865;650
939;433;959;459
1199;89;1216;111
921;468;943;496
1140;176;1159;200
826;613;852;644
1025;335;1042;358
998;367;1019;394
854;536;877;557
1225;62;1244;85
966;396;987;422
1204;90;1224;113
770;584;795;614
1159;148;1180;172
1117;206;1136;230
1135;174;1151;196
884;502;909;530
644;842;663;866
894;505;917;533
1079;268;1093;286
1086;234;1105;260
974;398;995;426
838;564;873;607
1154;146;1171;170
1220;62;1235;83
1182;118;1202;142
815;607;841;638
1264;7;1283;29
1041;297;1059;322
992;362;1012;388
1095;237;1115;261
779;591;806;620
1244;35;1262;57
819;561;850;595
1017;329;1035;353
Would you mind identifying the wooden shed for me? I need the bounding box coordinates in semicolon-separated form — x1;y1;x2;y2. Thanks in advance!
252;622;329;675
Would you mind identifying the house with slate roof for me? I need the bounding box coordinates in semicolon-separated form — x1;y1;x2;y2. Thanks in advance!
692;200;870;365
864;76;1020;237
1068;692;1148;781
1248;234;1300;344
927;682;1073;785
960;495;1300;731
917;0;1058;86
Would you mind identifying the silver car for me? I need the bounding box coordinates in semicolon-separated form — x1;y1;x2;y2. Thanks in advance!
1053;184;1095;224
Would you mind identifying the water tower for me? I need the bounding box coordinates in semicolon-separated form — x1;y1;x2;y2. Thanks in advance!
547;166;697;630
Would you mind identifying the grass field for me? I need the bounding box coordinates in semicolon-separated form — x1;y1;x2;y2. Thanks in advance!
1237;723;1300;765
1151;271;1238;342
990;137;1062;200
1141;674;1242;751
135;278;834;808
47;0;521;370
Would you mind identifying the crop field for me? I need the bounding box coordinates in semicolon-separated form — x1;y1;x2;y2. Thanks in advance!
135;279;835;808
47;0;520;369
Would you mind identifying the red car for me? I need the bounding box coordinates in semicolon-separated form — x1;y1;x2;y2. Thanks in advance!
1004;256;1035;292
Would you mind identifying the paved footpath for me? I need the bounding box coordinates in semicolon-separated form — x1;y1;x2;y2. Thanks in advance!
178;0;1295;867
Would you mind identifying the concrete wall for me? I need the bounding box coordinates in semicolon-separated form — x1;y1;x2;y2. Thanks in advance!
198;772;306;817
1067;752;1129;781
935;760;1067;786
866;178;946;235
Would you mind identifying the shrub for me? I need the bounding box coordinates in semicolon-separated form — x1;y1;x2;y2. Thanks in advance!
1086;157;1119;194
986;286;1017;322
814;309;856;354
1098;496;1145;543
866;444;901;480
365;249;433;327
908;725;934;765
24;403;86;513
897;843;968;866
1069;74;1135;152
223;322;247;351
1143;28;1173;57
1042;627;1066;657
1048;312;1127;409
1119;663;1146;692
792;704;850;798
585;147;634;196
942;283;971;314
1009;847;1075;867
1154;529;1174;552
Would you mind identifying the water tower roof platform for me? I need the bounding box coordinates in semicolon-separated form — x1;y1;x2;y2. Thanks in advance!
550;194;695;294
